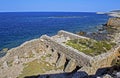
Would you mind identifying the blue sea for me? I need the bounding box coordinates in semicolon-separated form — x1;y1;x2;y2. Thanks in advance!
0;12;110;50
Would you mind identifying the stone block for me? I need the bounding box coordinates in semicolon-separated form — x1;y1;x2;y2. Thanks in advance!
56;54;66;68
64;59;77;72
49;52;58;64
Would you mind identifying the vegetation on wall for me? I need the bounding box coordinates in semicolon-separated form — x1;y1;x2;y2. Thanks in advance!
65;39;116;56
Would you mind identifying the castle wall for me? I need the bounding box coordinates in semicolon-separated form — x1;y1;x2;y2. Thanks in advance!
57;30;89;40
0;30;119;75
0;38;45;63
41;35;92;67
81;45;120;75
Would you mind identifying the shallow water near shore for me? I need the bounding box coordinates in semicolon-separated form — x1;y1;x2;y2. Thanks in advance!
0;12;110;51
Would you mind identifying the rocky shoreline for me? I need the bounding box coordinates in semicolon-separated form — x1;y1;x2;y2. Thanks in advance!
0;48;8;58
77;18;120;42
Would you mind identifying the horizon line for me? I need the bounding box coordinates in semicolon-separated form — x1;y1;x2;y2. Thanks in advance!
0;11;103;13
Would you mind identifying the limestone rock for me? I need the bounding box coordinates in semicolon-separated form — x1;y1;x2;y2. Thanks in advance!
64;59;77;72
56;53;66;68
32;49;36;55
107;18;120;27
76;31;86;36
2;48;9;52
49;52;58;64
3;61;8;68
46;47;53;54
24;52;29;58
13;56;20;65
0;48;8;57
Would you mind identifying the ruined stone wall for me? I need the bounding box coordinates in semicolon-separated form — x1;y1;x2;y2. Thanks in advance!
0;38;45;63
0;30;119;75
41;35;92;67
57;30;120;74
0;30;92;68
0;30;92;67
81;45;120;75
107;17;120;27
58;30;89;40
92;46;119;67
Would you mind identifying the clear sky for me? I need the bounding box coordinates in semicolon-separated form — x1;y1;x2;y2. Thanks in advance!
0;0;119;12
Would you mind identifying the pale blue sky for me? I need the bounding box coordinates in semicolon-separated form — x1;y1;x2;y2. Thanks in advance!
0;0;119;12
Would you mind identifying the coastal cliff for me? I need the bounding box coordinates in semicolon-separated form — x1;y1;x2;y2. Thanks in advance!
106;17;120;43
0;18;120;78
107;17;120;27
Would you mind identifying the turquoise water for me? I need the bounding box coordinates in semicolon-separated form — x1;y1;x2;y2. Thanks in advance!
0;12;110;50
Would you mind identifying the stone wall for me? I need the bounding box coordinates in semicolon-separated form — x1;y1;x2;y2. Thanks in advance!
41;35;92;67
0;30;92;69
58;30;89;40
0;30;120;75
92;46;119;67
107;17;120;27
0;38;45;63
80;45;120;75
57;30;120;74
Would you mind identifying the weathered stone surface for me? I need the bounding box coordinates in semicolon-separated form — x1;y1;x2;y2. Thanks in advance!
49;52;58;64
107;17;120;27
64;59;77;72
56;53;66;68
3;61;8;68
76;31;86;36
41;35;92;67
31;49;36;55
58;30;89;40
13;56;20;65
24;52;29;58
2;48;9;52
0;48;8;58
86;46;120;75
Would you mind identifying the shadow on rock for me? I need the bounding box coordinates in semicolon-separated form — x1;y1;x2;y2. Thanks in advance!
24;65;120;78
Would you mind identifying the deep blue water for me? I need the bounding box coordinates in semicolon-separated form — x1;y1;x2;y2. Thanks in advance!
0;12;110;50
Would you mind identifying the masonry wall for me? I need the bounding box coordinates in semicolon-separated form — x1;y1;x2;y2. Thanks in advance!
0;30;119;75
58;30;89;40
81;45;120;75
0;30;92;67
41;35;92;67
0;38;45;63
